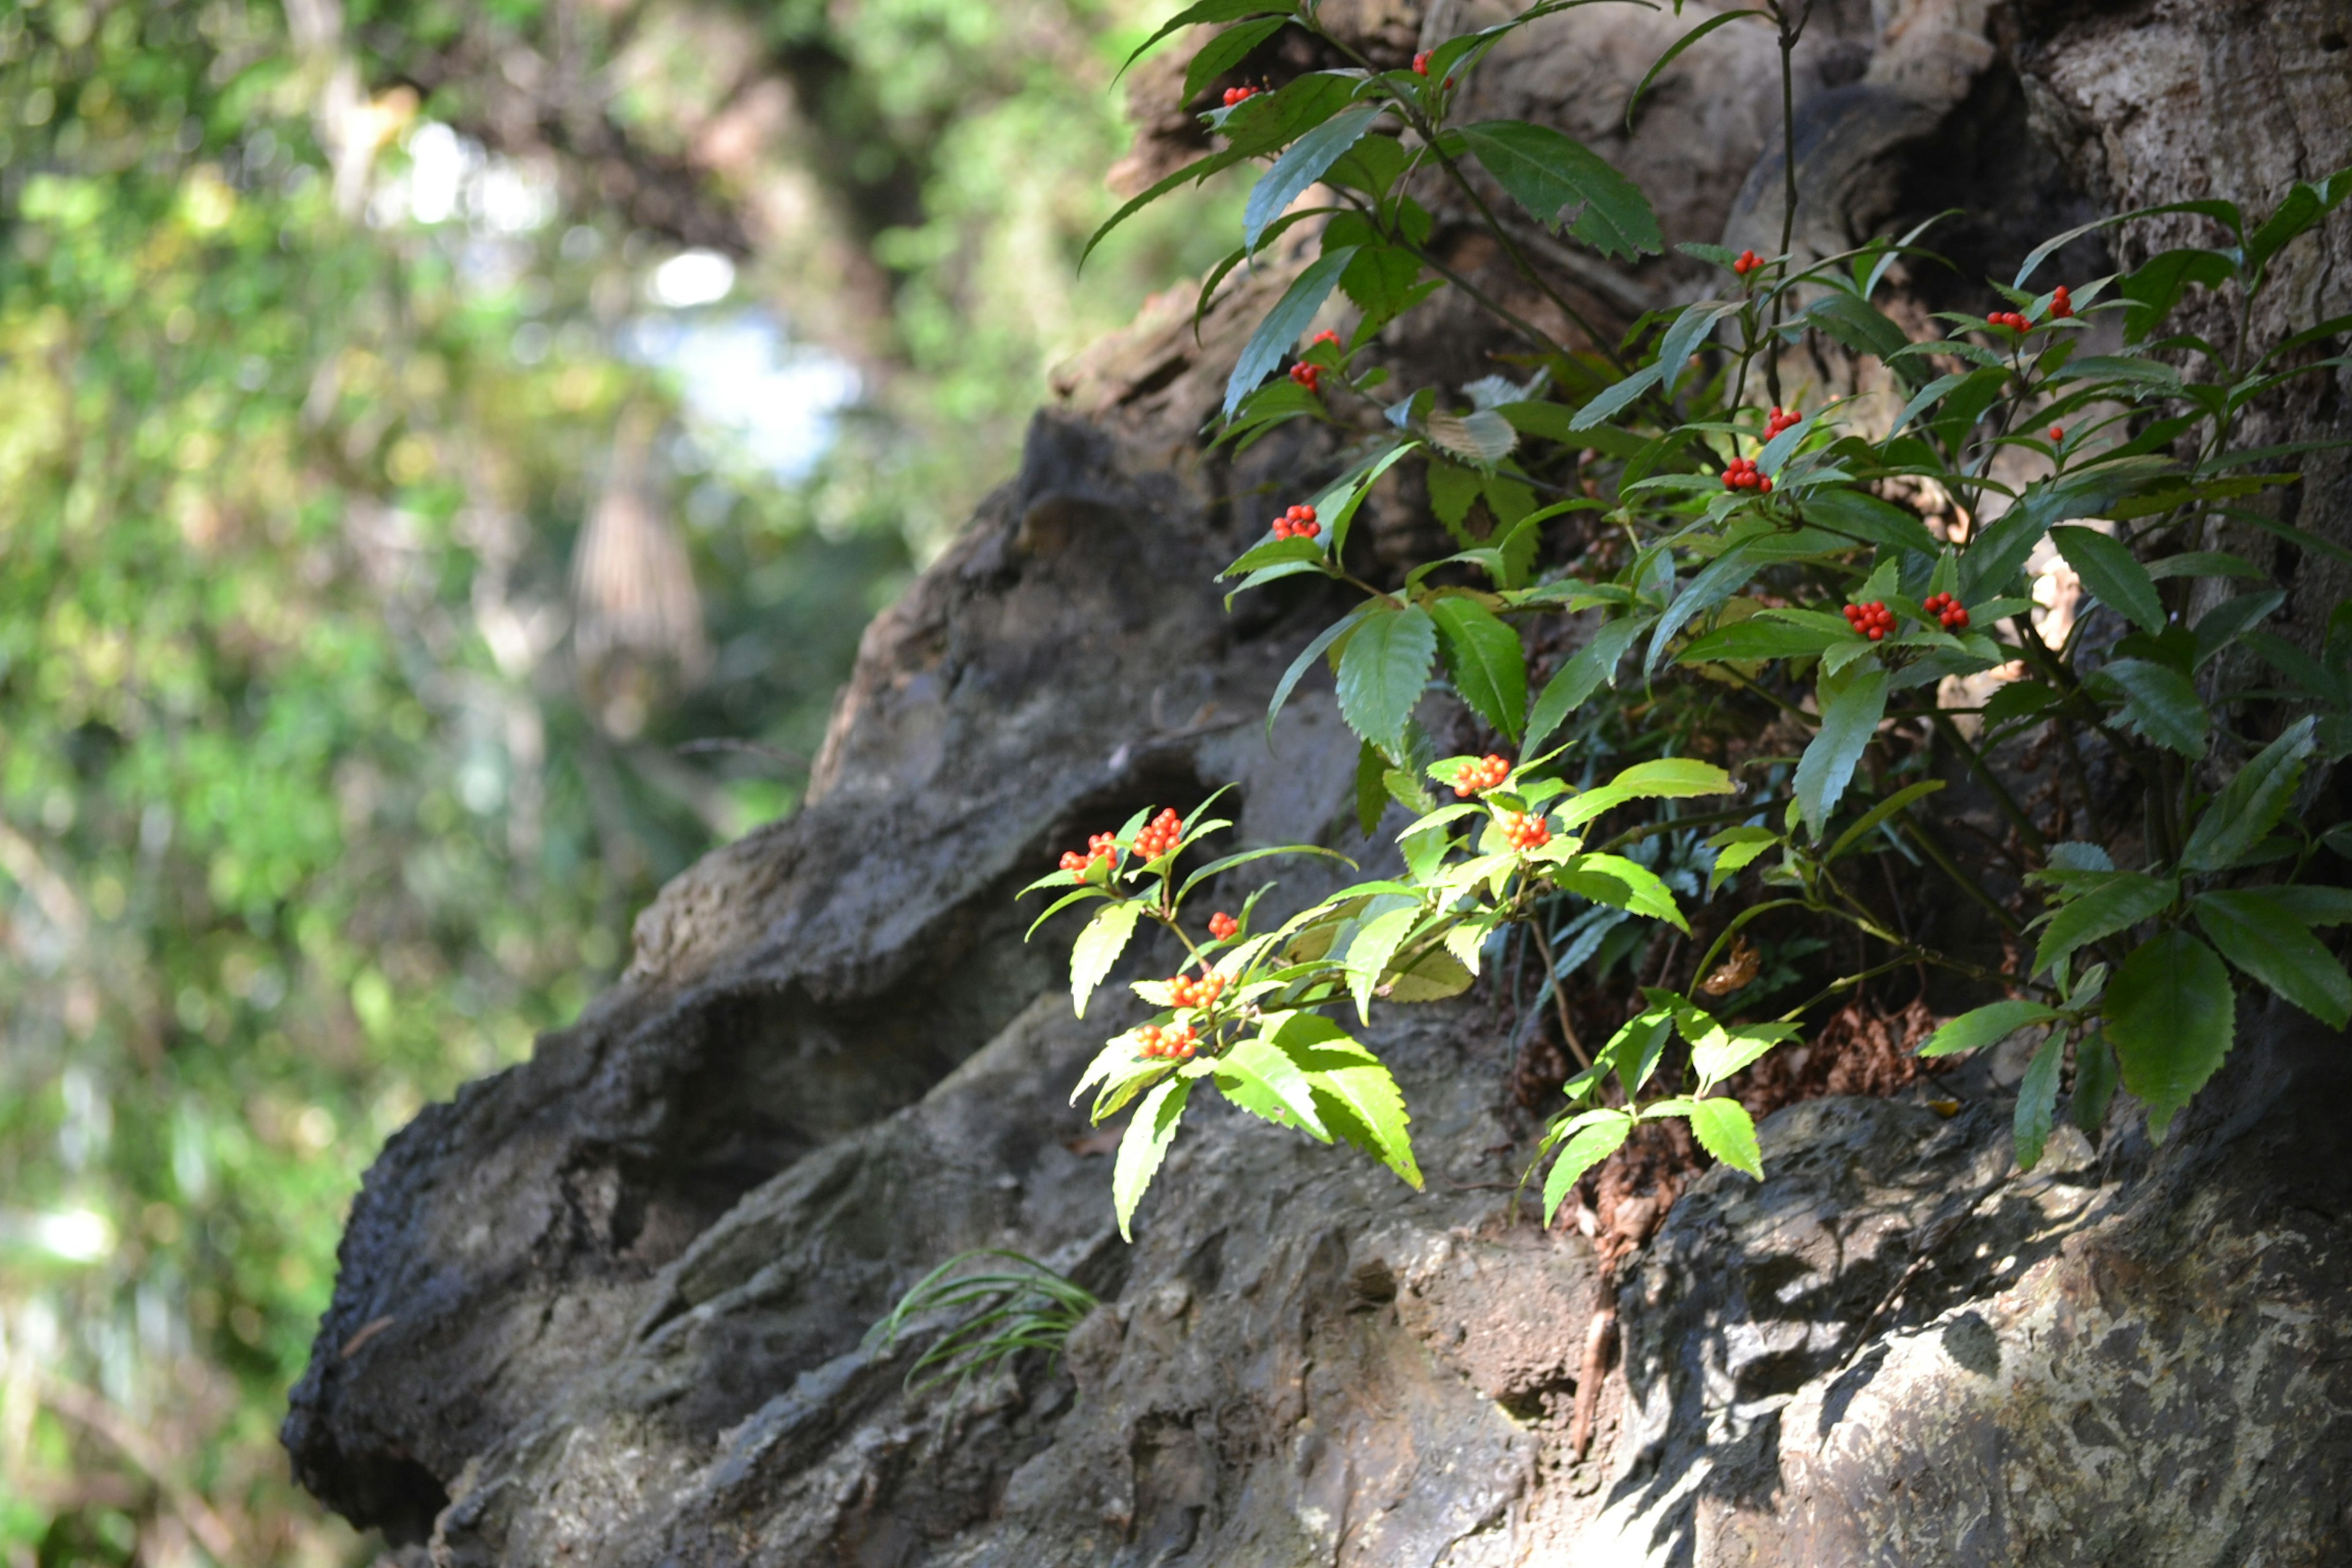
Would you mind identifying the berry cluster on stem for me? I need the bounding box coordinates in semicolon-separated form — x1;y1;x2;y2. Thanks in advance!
1763;405;1801;441
1207;911;1238;941
1732;249;1763;277
1273;503;1320;540
1221;85;1258;107
1499;810;1550;852
1921;592;1970;631
1453;754;1511;798
1289;361;1321;392
1723;456;1773;493
1136;808;1183;860
1168;971;1226;1009
1988;310;2032;332
1137;1023;1198;1060
2049;284;2075;319
1844;600;1895;641
1059;832;1118;873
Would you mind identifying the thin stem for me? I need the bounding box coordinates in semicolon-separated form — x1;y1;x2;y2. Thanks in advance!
1926;709;2048;854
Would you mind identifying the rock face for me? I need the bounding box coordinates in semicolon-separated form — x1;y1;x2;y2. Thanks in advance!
286;2;2352;1563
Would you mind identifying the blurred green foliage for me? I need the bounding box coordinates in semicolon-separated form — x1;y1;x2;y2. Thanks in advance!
0;1;1229;1561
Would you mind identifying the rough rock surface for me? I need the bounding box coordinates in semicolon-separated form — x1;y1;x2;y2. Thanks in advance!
287;2;2352;1563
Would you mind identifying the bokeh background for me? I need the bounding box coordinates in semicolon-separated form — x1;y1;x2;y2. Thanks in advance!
0;2;1231;1561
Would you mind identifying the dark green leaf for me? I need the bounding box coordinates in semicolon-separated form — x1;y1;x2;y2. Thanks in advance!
2015;197;2244;288
1676;614;1841;665
2245;170;2352;276
1800;486;1942;557
1120;0;1284;77
1267;601;1378;739
2071;1028;2118;1133
2091;657;2211;757
2180;716;2316;872
1457;119;1663;260
1827;778;1947;861
2014;1029;2064;1171
1340;243;1433;328
2032;872;2177;977
2052;525;2165;633
2194;888;2352;1028
1625;9;1768;130
1429;595;1528;739
1183;15;1289;104
2119;247;2239;344
1245;103;1382;251
1225;248;1357;415
2106;930;2236;1142
2192;590;2285;666
1794;667;1888;839
1525;616;1646;750
1336;603;1438;755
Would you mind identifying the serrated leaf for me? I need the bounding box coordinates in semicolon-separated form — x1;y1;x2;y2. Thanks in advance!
1794;667;1888;840
1800;486;1943;557
1457;119;1662;260
1555;757;1736;831
1563;852;1689;931
1183;13;1290;104
1336;603;1438;755
2106;930;2235;1142
1526;616;1646;748
2051;526;2165;633
1272;1014;1422;1187
1113;1078;1193;1240
2071;1028;2118;1132
1686;1097;1763;1178
1678;615;1841;664
1386;944;1475;1002
2179;716;2316;872
1542;1113;1633;1225
2193;888;2352;1029
1429;595;1527;739
1918;999;2062;1058
1690;1023;1794;1088
1226;247;1358;416
2091;657;2211;758
1267;601;1378;740
1071;901;1144;1019
1213;1035;1331;1138
1245;103;1382;251
1341;243;1432;327
2014;1029;2064;1171
2032;872;2176;976
1344;905;1420;1022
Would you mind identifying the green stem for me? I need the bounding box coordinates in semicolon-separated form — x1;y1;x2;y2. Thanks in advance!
1926;709;2048;854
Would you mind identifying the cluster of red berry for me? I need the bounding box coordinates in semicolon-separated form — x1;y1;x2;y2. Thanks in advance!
1207;911;1239;941
1221;85;1259;107
1289;361;1322;392
1499;810;1550;851
2049;284;2075;319
1136;808;1184;859
1137;1023;1199;1060
1452;753;1512;798
1763;405;1801;441
1921;592;1970;631
1722;456;1774;494
1732;249;1763;277
1168;971;1227;1009
1272;503;1321;540
1412;51;1430;74
1843;600;1896;641
1311;328;1341;350
1059;832;1118;873
1988;309;2033;331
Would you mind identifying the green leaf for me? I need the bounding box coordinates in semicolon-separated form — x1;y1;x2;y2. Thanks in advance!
2090;657;2211;758
1213;1035;1330;1137
1343;905;1420;1022
1677;614;1840;665
1272;1013;1423;1187
1426;457;1483;535
1686;1097;1763;1179
1570;360;1663;431
1457;120;1663;260
1341;243;1433;328
1806;291;1920;385
2014;1030;2064;1172
1689;1023;1795;1088
1624;9;1766;130
1336;603;1438;756
1267;601;1377;740
2105;930;2236;1143
1183;14;1289;104
1962;456;2176;598
1119;0;1284;76
2016;197;2244;288
1555;756;1736;831
1426;409;1521;468
2051;526;2165;633
2146;550;2264;581
2192;590;2285;666
2071;1028;2118;1132
1707;827;1778;891
1082;145;1246;267
1918;999;2062;1058
1355;739;1388;838
1225;247;1358;416
1113;1077;1193;1240
2120;247;2239;343
2193;888;2352;1029
1793;667;1888;840
1562;852;1691;930
1428;595;1527;739
1071;900;1144;1019
2266;884;2352;927
2032;872;2177;976
1387;944;1475;1002
2179;715;2316;872
1526;616;1646;749
1245;103;1382;251
1541;1113;1632;1225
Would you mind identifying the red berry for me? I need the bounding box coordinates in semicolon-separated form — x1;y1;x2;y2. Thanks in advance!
1208;911;1238;940
1311;330;1340;349
1758;475;1773;494
1295;503;1316;522
1412;51;1430;75
1222;85;1259;107
2048;425;2065;443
